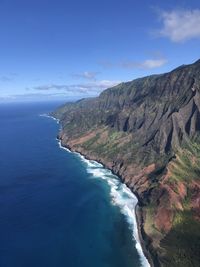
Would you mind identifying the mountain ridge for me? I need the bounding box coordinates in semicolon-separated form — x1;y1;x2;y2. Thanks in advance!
52;59;200;267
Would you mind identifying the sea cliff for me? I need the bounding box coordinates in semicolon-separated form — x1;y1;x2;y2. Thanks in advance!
52;59;200;267
57;137;154;266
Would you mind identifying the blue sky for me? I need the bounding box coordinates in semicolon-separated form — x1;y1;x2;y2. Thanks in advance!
0;0;200;102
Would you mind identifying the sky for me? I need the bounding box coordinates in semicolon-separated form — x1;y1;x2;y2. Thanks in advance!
0;0;200;102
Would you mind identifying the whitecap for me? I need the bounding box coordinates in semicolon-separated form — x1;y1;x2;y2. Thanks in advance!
49;115;150;267
77;153;151;267
57;140;71;153
39;113;60;124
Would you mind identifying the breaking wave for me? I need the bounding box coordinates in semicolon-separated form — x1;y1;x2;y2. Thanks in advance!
52;116;150;267
39;114;60;124
76;153;150;267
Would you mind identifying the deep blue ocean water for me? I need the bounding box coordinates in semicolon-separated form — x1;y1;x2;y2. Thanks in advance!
0;102;149;267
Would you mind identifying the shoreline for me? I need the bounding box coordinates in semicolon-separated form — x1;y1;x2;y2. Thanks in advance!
57;135;154;267
43;112;154;266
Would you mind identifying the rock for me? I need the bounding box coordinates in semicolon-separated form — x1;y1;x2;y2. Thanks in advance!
52;59;200;267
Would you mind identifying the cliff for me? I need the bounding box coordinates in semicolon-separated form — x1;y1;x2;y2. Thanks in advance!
52;59;200;267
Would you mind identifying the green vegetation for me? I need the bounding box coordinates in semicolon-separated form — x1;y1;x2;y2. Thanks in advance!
83;132;100;147
81;128;132;159
144;205;163;244
161;210;200;267
169;138;200;183
158;138;200;266
52;60;200;267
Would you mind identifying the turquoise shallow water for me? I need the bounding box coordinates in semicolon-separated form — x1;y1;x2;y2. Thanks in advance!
0;102;149;267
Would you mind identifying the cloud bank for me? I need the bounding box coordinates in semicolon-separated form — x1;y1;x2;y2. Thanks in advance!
0;93;77;102
31;80;121;95
100;57;167;69
120;58;167;69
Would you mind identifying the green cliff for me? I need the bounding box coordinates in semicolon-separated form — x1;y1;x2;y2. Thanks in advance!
52;59;200;267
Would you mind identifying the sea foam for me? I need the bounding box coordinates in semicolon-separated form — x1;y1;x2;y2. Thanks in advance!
76;153;151;267
58;139;71;153
48;115;150;267
39;113;60;124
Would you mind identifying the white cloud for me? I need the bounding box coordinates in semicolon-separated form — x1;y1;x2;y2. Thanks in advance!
31;80;121;95
0;93;76;102
99;57;167;70
120;57;167;69
158;9;200;42
139;58;167;69
72;71;100;80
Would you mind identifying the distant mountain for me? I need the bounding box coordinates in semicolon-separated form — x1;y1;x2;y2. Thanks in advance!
52;59;200;267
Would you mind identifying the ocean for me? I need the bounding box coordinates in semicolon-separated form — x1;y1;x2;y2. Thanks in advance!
0;102;150;267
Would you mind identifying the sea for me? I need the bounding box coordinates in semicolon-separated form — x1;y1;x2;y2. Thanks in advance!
0;101;150;267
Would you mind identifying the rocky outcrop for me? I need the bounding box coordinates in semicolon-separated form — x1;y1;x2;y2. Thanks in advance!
52;59;200;267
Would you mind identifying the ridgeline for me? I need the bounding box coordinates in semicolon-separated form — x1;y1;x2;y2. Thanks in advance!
52;59;200;267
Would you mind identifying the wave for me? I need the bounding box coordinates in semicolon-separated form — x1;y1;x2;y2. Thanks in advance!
47;114;150;267
76;153;150;267
39;113;60;124
57;139;71;153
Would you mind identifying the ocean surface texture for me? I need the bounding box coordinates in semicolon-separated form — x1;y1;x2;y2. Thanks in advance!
0;102;149;267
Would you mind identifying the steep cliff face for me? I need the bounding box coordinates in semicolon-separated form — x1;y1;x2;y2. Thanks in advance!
52;60;200;267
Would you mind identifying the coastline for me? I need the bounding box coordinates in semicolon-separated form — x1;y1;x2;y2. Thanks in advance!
43;113;154;266
39;114;60;124
57;135;154;267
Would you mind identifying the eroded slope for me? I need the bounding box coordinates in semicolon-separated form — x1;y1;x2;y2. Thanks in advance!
52;60;200;267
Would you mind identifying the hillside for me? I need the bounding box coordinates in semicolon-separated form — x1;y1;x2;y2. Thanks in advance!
52;59;200;267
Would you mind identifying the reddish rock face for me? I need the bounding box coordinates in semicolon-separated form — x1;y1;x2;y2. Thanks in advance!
191;182;200;221
177;182;187;200
53;59;200;267
155;206;173;233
